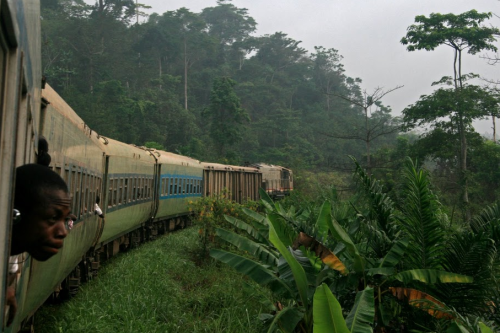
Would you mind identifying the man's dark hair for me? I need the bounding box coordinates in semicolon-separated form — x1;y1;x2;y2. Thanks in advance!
14;164;69;214
37;136;51;167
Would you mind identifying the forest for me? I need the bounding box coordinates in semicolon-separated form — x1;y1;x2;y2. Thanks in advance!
35;1;500;332
39;0;500;224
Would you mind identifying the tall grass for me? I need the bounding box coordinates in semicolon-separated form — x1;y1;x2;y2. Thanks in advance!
35;228;272;332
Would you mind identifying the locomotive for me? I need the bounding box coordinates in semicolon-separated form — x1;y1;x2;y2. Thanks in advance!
0;1;293;331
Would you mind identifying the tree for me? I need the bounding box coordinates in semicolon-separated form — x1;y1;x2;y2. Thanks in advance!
401;10;499;220
324;86;402;175
204;77;249;158
310;46;345;113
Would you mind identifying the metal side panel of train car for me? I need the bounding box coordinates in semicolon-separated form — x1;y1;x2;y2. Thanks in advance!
201;163;234;198
225;165;261;203
13;85;105;328
155;151;203;221
1;1;43;330
98;138;156;246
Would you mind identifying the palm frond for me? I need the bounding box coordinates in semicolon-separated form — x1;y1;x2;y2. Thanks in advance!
397;158;445;270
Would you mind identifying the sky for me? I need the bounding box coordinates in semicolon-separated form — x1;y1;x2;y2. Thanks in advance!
137;0;499;134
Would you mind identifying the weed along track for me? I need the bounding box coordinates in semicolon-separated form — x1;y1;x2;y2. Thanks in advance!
35;227;271;333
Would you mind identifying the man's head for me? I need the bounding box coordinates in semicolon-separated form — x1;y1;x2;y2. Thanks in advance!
12;164;71;261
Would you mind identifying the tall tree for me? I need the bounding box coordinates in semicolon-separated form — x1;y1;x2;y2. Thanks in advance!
325;86;402;174
401;10;499;220
204;77;249;158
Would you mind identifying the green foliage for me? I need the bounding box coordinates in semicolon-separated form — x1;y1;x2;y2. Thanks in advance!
189;190;258;257
313;284;350;333
204;77;249;158
35;228;271;333
401;10;498;55
208;158;500;332
41;0;402;171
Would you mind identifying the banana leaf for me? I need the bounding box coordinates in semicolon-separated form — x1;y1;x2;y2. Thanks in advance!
316;201;332;240
259;188;276;211
479;322;494;333
224;215;269;244
210;249;292;297
268;218;310;311
265;307;304;333
389;287;453;319
366;267;394;277
293;232;347;275
378;238;409;268
215;228;278;266
243;207;267;224
313;283;350;333
394;269;473;284
327;217;365;273
267;214;294;247
446;322;469;333
345;287;375;333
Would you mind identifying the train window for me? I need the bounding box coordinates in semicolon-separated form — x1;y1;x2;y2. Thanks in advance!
81;173;87;215
131;177;135;201
126;177;132;202
179;178;183;194
117;178;122;205
140;177;144;199
89;175;94;212
198;180;201;194
168;178;171;195
113;179;118;206
108;177;113;208
123;178;127;203
190;179;193;194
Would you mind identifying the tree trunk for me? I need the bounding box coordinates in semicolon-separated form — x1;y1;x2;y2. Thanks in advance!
458;112;470;221
159;57;162;90
493;115;496;143
365;105;371;175
184;39;188;110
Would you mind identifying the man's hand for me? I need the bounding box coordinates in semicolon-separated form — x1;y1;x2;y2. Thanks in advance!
5;286;17;326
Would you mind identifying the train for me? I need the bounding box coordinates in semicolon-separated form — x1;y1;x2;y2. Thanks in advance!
0;1;293;331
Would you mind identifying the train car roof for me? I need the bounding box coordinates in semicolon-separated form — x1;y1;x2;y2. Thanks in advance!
251;163;291;172
201;162;234;171
226;165;260;173
42;85;90;131
99;137;156;162
153;149;203;168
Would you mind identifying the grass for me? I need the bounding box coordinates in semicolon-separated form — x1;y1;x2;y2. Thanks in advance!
35;228;274;333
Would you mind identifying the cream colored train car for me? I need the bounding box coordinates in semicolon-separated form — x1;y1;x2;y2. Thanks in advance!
154;150;204;232
0;0;42;330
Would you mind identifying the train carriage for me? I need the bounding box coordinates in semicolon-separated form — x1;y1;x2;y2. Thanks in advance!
202;162;233;199
154;150;204;231
9;85;107;331
252;163;293;199
226;165;261;203
97;138;157;254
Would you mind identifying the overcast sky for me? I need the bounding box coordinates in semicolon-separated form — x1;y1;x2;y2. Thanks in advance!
137;0;499;134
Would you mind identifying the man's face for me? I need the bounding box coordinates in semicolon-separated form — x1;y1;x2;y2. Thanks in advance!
21;189;71;261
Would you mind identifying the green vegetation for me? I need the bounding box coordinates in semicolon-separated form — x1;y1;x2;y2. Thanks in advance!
40;0;395;168
210;160;499;332
35;228;272;333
